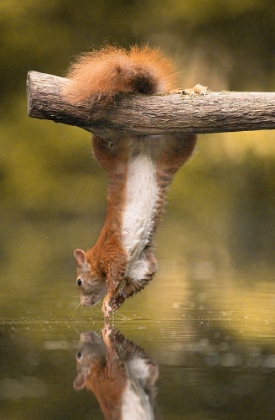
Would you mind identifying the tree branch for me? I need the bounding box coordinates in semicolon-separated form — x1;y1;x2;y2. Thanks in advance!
27;70;275;137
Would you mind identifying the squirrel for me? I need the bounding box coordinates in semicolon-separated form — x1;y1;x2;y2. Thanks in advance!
73;326;159;419
63;45;207;318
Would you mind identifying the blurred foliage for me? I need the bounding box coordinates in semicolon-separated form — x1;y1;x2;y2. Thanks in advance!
1;4;275;419
0;0;275;311
1;0;275;102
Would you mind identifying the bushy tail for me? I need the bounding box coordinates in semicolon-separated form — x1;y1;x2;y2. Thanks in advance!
63;45;177;103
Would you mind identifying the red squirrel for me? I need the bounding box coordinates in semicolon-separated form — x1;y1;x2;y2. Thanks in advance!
73;326;159;419
63;46;206;318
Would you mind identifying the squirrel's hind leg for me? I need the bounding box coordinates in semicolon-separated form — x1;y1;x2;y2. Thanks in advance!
109;248;157;311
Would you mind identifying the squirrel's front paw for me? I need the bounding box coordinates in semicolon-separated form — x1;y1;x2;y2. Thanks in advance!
102;323;113;339
102;297;113;319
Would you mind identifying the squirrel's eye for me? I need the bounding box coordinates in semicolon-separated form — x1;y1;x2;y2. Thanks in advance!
76;351;82;360
77;278;82;287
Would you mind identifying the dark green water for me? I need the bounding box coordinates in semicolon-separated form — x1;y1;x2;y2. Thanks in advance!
1;266;275;420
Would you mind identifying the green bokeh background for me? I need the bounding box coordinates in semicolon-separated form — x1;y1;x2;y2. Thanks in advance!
1;2;275;419
1;0;275;314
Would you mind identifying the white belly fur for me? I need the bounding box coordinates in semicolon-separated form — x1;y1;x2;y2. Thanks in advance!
121;381;154;420
121;147;158;280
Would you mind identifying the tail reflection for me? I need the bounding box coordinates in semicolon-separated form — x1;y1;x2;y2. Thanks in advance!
73;325;159;419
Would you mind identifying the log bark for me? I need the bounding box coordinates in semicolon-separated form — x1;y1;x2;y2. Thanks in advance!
27;70;275;137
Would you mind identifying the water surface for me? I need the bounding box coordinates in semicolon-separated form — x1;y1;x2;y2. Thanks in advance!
1;266;275;419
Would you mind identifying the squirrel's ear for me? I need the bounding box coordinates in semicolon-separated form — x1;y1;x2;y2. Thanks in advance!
74;249;87;266
73;372;86;390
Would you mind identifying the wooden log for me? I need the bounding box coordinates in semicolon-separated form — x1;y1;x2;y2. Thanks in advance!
27;70;275;137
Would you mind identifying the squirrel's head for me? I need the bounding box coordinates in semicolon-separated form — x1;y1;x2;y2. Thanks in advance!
73;332;107;390
74;249;108;306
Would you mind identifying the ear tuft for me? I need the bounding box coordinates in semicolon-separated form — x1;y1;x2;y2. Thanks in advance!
73;372;86;390
74;249;87;265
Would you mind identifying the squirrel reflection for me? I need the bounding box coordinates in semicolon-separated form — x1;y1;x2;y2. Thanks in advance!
73;326;159;419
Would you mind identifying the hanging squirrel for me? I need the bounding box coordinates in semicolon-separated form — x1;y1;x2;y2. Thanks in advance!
63;45;207;318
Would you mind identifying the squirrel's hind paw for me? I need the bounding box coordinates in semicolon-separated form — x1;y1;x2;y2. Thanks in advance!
181;84;209;96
